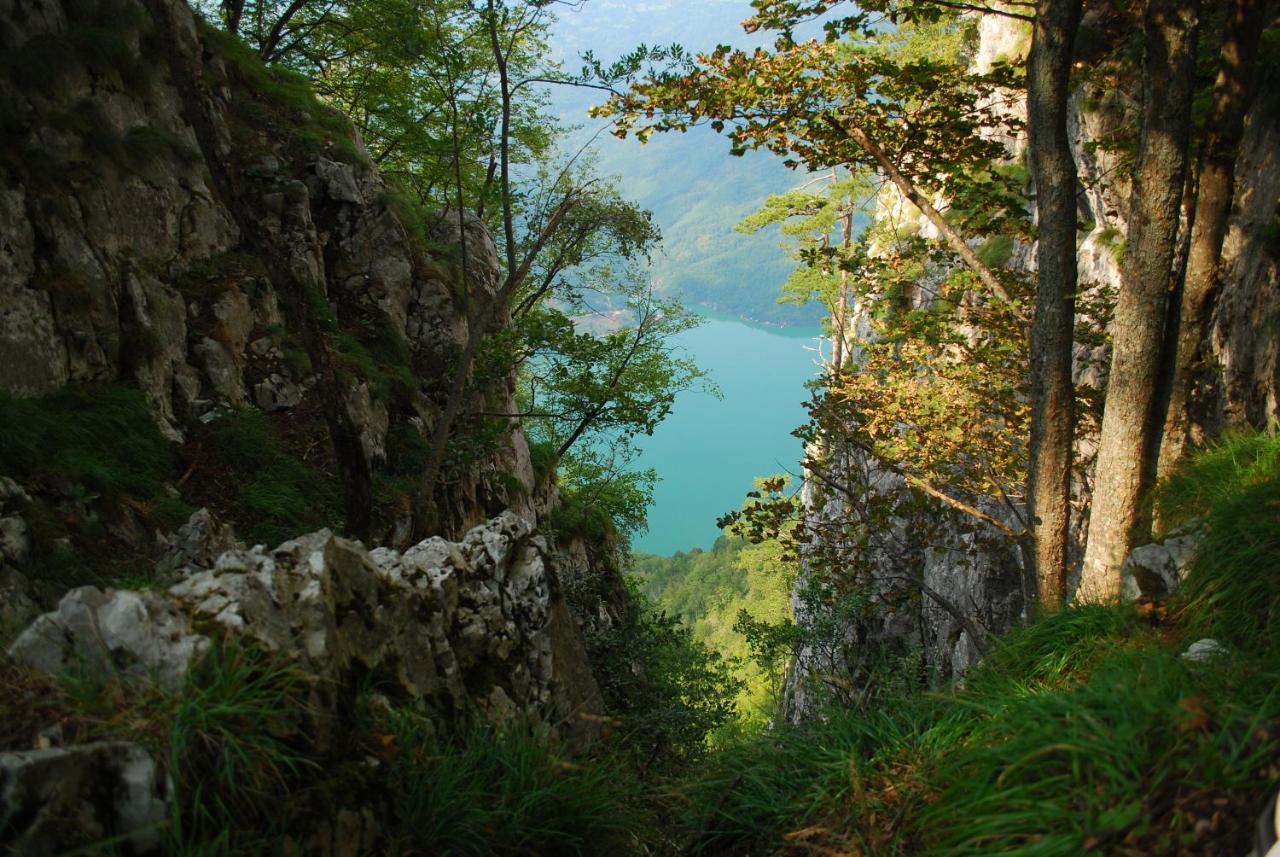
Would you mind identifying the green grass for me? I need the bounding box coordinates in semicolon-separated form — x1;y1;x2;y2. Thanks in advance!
2;639;315;855
1157;431;1280;652
0;384;192;593
166;642;314;852
678;432;1280;855
0;384;176;502
385;715;645;855
198;408;341;546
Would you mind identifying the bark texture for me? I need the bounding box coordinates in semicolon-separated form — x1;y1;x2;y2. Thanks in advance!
1156;0;1266;482
1080;0;1201;601
1026;0;1082;609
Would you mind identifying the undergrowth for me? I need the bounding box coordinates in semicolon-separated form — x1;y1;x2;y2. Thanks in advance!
1;644;656;855
200;21;367;169
680;432;1280;856
0;385;177;505
191;408;341;546
1157;432;1280;651
385;714;645;856
0;385;192;594
0;641;314;854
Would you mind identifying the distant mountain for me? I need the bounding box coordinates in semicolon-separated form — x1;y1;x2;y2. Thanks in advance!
548;1;825;326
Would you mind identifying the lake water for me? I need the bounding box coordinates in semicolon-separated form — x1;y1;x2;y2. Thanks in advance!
631;310;822;555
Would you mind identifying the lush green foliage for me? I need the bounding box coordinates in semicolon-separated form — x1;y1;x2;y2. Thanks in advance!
676;433;1280;855
600;3;1044;671
549;451;655;543
385;716;642;856
564;569;741;774
0;641;314;854
634;532;794;731
2;645;649;855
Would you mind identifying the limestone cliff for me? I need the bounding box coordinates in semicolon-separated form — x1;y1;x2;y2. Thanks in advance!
0;0;539;549
783;10;1280;721
0;0;622;849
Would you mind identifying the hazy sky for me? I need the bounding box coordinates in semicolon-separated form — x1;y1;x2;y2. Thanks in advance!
549;0;767;64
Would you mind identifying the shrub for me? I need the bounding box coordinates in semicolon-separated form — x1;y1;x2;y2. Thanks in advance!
567;572;740;775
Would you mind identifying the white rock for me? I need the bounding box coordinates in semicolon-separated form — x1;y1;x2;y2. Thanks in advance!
1181;638;1228;663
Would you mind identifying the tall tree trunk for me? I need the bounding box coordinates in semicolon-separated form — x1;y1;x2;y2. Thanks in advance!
1079;0;1201;601
836;204;854;370
1026;0;1083;610
1156;0;1265;483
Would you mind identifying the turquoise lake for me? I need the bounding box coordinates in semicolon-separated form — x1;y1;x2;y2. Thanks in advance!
631;311;822;555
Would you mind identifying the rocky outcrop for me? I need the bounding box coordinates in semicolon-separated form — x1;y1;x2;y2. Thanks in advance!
2;511;605;850
0;2;630;846
0;0;536;543
8;511;603;738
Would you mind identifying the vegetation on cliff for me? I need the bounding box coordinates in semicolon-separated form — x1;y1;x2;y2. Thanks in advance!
3;0;1279;854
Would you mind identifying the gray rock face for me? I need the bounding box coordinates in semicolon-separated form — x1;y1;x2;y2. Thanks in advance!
0;742;169;856
1120;527;1201;600
1206;85;1280;435
782;449;1025;722
7;513;602;738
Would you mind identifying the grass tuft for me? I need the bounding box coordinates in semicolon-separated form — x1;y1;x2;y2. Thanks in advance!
1157;432;1280;653
195;408;341;546
386;714;644;855
167;641;314;851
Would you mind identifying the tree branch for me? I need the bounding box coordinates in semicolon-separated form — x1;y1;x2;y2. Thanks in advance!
822;115;1027;323
806;457;1024;540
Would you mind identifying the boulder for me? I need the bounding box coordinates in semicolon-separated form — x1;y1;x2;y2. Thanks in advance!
0;742;169;855
1121;526;1202;600
1181;638;1228;663
7;587;209;692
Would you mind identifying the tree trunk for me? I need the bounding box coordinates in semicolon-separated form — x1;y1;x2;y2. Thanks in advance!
1079;0;1201;601
1026;0;1082;610
836;204;853;370
1156;0;1265;483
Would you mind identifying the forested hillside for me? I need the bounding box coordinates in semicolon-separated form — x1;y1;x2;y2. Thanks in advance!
551;2;825;326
